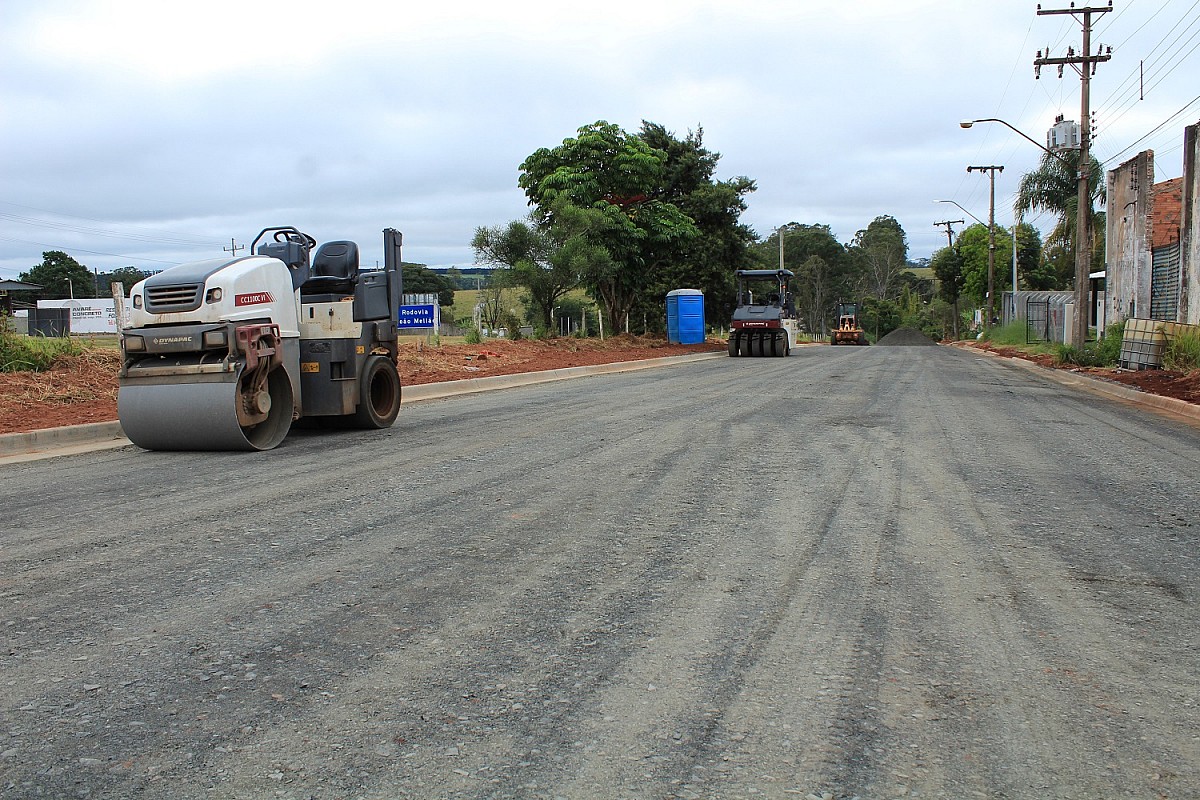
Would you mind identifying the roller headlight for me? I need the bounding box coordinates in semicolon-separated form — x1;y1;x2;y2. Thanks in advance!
202;329;228;349
132;294;143;309
123;335;145;352
205;287;223;304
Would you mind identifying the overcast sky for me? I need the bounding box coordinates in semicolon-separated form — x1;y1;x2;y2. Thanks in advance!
2;0;1197;282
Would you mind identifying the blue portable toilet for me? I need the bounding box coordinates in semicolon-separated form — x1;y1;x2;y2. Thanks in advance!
666;289;705;344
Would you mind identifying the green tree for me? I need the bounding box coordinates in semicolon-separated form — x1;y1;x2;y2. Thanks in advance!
1010;222;1043;290
472;203;610;332
519;120;699;333
401;263;456;306
1014;149;1106;281
849;215;909;300
20;251;95;299
1026;239;1073;290
96;266;148;296
631;123;757;330
956;223;1023;308
475;269;510;334
795;255;832;335
859;297;902;341
930;245;964;338
752;223;850;333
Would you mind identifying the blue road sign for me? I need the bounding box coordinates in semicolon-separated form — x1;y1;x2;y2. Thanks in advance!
397;304;436;328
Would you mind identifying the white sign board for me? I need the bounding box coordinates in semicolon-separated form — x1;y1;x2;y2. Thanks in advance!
37;299;128;334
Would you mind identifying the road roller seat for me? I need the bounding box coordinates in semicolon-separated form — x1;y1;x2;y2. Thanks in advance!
302;241;359;297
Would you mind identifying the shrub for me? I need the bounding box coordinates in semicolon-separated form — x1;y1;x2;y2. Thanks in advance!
0;328;86;372
1093;321;1125;365
983;320;1028;346
1165;329;1200;371
498;310;524;340
464;327;483;345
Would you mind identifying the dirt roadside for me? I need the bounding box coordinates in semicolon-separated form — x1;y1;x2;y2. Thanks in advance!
3;335;1199;435
965;340;1200;403
0;336;724;435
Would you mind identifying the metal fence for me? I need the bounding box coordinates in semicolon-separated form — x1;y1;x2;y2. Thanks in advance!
1026;299;1050;343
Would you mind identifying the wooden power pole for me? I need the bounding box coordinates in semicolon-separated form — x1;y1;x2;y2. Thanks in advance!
967;165;1004;331
1035;2;1112;345
934;219;965;338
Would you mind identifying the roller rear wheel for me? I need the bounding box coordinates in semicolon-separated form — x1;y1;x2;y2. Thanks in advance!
352;355;401;429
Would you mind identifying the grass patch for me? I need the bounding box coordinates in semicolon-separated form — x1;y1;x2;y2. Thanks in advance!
0;329;88;372
1165;329;1200;371
982;320;1029;346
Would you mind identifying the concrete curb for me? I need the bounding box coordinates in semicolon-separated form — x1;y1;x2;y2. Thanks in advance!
0;351;726;462
959;343;1200;426
0;421;130;461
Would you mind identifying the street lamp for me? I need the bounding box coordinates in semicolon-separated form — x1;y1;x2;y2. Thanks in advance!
959;119;1070;165
960;117;1090;345
935;199;984;226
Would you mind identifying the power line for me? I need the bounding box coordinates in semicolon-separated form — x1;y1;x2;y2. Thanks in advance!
0;234;180;265
1097;0;1200;118
0;201;225;247
1100;92;1200;166
1143;27;1200;95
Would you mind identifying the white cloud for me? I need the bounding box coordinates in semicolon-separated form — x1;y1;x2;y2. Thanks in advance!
2;0;1196;279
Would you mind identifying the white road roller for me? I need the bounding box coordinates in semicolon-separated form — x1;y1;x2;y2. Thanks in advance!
117;226;404;451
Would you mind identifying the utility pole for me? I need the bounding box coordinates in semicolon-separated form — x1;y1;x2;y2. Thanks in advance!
934;219;964;338
224;238;245;258
967;165;1003;331
933;219;964;249
1012;211;1021;321
1035;2;1112;345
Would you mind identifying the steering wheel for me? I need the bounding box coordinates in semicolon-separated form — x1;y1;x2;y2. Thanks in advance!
273;229;317;249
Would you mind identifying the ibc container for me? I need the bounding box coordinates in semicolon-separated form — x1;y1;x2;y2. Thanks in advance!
1119;318;1165;370
666;289;705;344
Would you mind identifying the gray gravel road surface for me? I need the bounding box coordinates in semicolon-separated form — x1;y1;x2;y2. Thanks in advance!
2;345;1198;800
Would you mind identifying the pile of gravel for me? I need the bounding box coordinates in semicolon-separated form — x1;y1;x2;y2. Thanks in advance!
874;327;939;347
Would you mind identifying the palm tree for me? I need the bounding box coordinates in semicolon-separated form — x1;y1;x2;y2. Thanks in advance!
1014;149;1106;276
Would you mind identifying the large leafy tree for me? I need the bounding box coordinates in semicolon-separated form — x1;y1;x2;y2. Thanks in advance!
1027;240;1073;290
96;266;148;296
930;246;965;338
1015;149;1106;278
631;123;757;328
795;255;832;334
849;215;909;300
519;121;699;333
1007;222;1044;291
956;223;1019;306
20;251;95;299
401;263;456;306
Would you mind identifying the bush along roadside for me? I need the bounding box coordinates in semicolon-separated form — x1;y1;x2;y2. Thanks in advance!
0;323;86;372
1165;328;1200;371
1053;321;1125;368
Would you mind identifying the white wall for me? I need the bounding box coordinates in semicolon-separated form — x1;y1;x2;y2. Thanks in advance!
36;299;126;334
